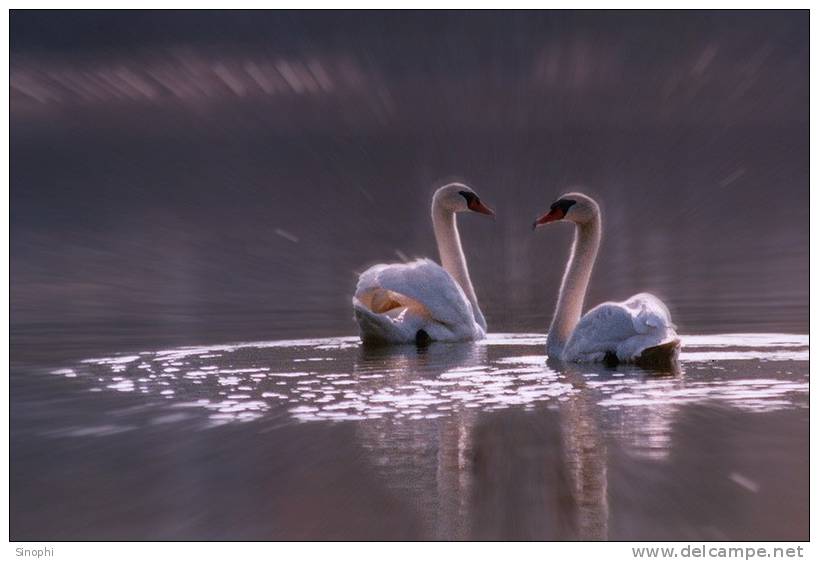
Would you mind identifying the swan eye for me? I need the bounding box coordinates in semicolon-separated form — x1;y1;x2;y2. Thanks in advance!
551;199;577;213
459;190;495;216
458;190;478;205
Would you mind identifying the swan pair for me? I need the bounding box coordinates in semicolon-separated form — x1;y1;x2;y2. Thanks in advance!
353;183;680;365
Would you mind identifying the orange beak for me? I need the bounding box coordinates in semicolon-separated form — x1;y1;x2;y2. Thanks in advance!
532;208;565;229
468;199;495;217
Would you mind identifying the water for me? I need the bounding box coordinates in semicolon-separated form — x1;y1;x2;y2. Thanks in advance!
10;11;808;541
11;334;808;540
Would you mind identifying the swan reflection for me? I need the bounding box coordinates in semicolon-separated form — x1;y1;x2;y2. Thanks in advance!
351;345;664;539
59;333;808;539
354;343;583;539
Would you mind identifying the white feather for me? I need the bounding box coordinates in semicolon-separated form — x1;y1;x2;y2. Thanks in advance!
352;183;492;345
353;258;485;344
561;293;678;362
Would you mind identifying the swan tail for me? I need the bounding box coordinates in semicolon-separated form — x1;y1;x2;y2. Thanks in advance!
633;338;681;370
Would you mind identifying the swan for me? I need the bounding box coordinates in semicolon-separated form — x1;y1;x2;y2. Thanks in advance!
353;183;494;345
533;192;680;366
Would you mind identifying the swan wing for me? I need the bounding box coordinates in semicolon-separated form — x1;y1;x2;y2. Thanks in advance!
562;293;678;362
623;293;676;333
353;258;481;343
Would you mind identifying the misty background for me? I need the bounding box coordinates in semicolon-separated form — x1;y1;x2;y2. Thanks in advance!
11;11;809;363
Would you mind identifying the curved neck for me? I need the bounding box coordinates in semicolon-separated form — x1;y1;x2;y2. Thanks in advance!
432;204;487;331
547;215;601;357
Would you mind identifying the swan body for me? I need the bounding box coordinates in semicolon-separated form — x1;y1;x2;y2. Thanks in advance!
561;293;677;363
353;258;485;344
534;192;680;365
353;183;493;345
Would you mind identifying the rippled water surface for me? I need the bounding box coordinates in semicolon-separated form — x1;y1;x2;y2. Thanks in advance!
12;334;808;540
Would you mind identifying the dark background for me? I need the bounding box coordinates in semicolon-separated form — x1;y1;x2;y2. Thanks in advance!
11;10;809;363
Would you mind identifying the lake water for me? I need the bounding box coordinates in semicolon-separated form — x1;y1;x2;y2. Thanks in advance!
10;11;808;541
11;333;809;540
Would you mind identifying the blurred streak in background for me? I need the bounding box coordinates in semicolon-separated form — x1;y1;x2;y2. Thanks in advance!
10;10;808;363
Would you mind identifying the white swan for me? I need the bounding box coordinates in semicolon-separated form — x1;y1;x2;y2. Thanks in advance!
353;183;494;345
533;192;680;366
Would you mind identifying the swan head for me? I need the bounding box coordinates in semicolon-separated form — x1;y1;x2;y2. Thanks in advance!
533;192;599;228
433;183;495;217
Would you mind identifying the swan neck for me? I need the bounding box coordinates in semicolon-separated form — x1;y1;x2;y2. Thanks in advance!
432;204;486;331
547;215;601;357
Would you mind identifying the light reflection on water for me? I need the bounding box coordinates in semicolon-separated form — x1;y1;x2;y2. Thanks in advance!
66;333;808;429
13;332;807;539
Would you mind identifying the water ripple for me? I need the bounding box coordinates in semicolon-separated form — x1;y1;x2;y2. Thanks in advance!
61;333;808;427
